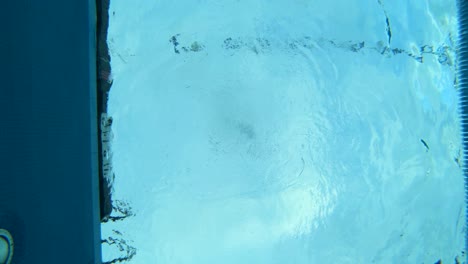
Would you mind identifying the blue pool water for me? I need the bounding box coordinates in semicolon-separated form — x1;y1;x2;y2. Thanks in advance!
102;0;464;263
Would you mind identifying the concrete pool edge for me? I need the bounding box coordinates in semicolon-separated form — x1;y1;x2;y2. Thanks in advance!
0;0;103;262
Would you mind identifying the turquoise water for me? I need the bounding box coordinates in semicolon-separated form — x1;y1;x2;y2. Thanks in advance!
102;0;464;263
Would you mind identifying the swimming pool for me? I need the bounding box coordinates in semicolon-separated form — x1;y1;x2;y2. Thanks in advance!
102;1;464;263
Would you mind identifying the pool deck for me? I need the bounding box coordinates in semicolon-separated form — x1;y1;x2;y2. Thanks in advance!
0;0;103;263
